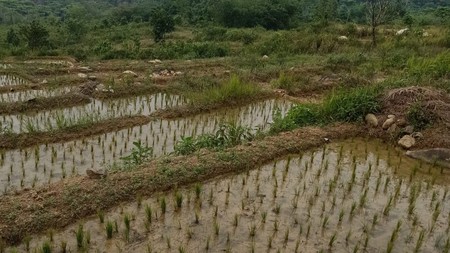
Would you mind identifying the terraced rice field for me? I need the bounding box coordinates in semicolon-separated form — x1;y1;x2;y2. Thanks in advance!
9;139;450;253
0;88;291;193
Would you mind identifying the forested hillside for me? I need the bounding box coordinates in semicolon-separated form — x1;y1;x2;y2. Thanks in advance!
0;0;448;60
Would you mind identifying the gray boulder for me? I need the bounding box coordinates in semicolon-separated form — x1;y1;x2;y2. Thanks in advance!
406;149;450;169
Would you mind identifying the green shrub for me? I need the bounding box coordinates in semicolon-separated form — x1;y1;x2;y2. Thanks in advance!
186;75;261;105
270;86;382;133
225;29;259;44
407;51;450;79
174;123;254;155
407;103;434;130
139;41;229;60
322;86;381;122
271;72;295;91
197;26;227;41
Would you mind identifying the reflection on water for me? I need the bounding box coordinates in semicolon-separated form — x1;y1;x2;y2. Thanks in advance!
11;139;450;253
0;99;292;193
1;93;185;133
0;75;27;87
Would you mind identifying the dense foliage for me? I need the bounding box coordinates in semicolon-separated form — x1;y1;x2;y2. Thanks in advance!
0;0;448;58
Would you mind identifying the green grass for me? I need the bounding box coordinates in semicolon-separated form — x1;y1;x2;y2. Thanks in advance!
186;75;262;106
174;123;254;155
271;85;382;133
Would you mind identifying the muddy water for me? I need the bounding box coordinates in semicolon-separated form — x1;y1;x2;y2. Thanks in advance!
0;86;74;103
0;74;27;87
11;139;450;253
0;99;292;193
1;93;185;133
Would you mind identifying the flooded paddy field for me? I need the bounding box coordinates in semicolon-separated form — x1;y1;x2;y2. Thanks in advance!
1;93;185;133
0;99;292;193
0;74;27;87
0;86;74;104
11;139;450;253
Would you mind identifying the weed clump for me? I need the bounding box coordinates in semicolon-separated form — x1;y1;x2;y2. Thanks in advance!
186;75;262;106
271;86;381;133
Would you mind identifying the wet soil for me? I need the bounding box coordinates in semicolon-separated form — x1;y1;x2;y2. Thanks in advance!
0;124;359;245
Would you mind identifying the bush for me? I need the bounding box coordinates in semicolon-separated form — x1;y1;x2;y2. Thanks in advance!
174;123;254;155
322;86;381;122
186;75;261;105
270;86;382;133
139;41;229;60
196;26;227;41
407;103;434;130
407;51;450;79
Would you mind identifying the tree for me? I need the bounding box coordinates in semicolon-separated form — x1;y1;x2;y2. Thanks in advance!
6;28;20;46
150;7;175;43
365;0;398;46
20;21;50;50
315;0;338;25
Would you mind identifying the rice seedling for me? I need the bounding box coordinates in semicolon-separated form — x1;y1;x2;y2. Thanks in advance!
383;196;394;216
284;229;290;244
414;229;426;253
261;211;267;223
41;241;51;253
97;210;105;223
47;229;54;242
249;223;257;237
175;191;183;210
214;221;220;236
329;232;337;249
166;237;171;249
386;221;402;253
205;237;210;251
160;197;166;214
60;241;67;253
195;183;202;199
76;224;84;249
145;205;152;223
106;221;114;239
233;214;239;227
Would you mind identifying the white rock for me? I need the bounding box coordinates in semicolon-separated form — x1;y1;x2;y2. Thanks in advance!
262;55;269;59
41;79;48;84
122;70;138;77
365;114;378;127
149;59;162;64
396;28;409;36
79;66;92;72
398;135;416;149
338;36;348;41
77;73;88;79
382;116;396;130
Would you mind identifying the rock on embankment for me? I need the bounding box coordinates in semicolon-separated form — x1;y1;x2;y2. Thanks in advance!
406;148;450;169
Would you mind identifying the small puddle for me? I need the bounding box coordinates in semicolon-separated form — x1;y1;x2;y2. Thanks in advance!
0;74;27;87
9;139;450;252
0;99;292;193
